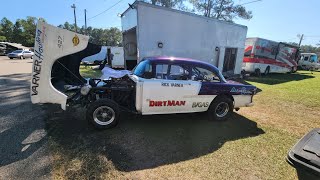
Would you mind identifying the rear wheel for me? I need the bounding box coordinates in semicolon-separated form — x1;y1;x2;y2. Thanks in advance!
207;95;234;121
20;56;24;60
86;99;119;129
9;57;13;59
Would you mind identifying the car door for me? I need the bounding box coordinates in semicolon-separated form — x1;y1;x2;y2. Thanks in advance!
141;62;202;115
23;51;30;58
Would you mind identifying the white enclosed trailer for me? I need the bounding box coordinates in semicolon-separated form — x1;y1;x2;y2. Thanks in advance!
121;1;247;75
81;46;124;69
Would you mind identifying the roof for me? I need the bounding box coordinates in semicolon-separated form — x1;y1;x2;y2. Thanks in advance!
122;1;247;29
143;56;220;71
0;42;29;49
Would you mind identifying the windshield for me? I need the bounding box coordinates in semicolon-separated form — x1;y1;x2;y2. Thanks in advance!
132;60;152;78
310;55;318;63
12;50;23;53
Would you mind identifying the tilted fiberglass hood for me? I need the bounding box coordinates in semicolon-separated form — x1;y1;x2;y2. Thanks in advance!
30;21;101;109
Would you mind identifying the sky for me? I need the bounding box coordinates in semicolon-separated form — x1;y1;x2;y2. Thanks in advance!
0;0;319;46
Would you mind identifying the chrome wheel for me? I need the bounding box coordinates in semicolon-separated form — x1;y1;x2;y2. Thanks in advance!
215;102;229;118
93;106;115;125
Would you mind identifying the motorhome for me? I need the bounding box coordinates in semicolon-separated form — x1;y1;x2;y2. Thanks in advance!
121;1;247;76
242;37;299;75
298;53;320;71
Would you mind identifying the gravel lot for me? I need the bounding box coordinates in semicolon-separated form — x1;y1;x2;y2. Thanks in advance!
0;56;51;179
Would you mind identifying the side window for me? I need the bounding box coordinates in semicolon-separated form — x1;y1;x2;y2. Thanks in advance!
304;56;309;61
155;64;169;79
192;67;220;82
168;65;189;80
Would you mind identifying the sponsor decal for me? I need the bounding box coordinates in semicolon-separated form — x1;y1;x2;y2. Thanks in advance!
161;82;184;87
230;87;251;94
192;102;209;108
72;34;80;46
31;28;45;96
149;100;186;107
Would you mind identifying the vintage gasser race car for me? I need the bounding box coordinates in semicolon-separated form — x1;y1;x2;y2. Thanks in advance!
31;21;257;129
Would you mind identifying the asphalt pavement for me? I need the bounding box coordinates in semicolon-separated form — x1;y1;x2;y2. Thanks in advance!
0;56;51;179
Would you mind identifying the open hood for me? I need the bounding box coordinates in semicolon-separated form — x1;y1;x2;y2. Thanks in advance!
30;21;101;109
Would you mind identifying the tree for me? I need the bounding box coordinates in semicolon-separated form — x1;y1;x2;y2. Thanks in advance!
190;0;252;21
0;18;13;42
142;0;186;9
12;20;23;43
20;16;37;47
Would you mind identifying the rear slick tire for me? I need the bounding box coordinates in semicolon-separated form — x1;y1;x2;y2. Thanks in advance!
207;95;234;121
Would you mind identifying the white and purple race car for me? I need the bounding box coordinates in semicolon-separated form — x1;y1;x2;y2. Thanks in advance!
30;22;257;129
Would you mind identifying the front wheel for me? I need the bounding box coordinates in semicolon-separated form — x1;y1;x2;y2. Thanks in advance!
86;99;119;129
20;56;24;60
207;96;234;121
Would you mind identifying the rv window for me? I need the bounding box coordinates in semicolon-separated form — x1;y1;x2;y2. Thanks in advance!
304;56;309;61
310;55;317;62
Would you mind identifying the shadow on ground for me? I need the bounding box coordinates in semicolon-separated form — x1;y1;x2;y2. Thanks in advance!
0;73;51;179
243;72;314;85
46;106;265;174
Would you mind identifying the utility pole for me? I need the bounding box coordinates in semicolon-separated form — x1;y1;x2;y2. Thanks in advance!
298;34;304;47
84;9;87;35
71;4;77;33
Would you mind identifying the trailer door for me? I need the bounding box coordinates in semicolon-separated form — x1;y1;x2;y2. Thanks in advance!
223;48;237;74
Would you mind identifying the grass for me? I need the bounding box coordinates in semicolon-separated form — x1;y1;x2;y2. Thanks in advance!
45;70;320;180
79;65;102;79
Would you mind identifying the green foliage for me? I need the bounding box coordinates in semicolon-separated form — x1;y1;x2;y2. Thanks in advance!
0;17;37;47
190;0;252;21
143;0;186;8
58;22;122;46
286;42;320;54
0;36;6;41
0;18;13;41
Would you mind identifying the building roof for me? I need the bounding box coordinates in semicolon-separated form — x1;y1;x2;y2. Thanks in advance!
0;42;29;50
122;1;247;29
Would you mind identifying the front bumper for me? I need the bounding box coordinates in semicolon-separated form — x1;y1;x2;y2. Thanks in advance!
8;54;19;58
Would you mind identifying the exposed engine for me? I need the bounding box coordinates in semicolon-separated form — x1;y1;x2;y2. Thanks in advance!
67;75;136;111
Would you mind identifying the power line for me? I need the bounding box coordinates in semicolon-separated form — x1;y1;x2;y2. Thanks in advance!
87;0;125;21
239;0;262;6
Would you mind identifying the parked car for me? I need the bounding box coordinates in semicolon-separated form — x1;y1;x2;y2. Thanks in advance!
7;50;34;59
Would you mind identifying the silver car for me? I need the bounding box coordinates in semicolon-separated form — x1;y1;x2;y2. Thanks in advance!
7;50;34;59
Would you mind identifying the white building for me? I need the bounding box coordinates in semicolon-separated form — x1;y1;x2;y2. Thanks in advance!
121;1;247;75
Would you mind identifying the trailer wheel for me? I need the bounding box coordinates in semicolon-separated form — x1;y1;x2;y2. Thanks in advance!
86;99;119;129
207;95;234;121
264;66;270;76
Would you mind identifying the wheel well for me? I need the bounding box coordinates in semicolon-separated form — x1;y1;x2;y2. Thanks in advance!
212;94;234;104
